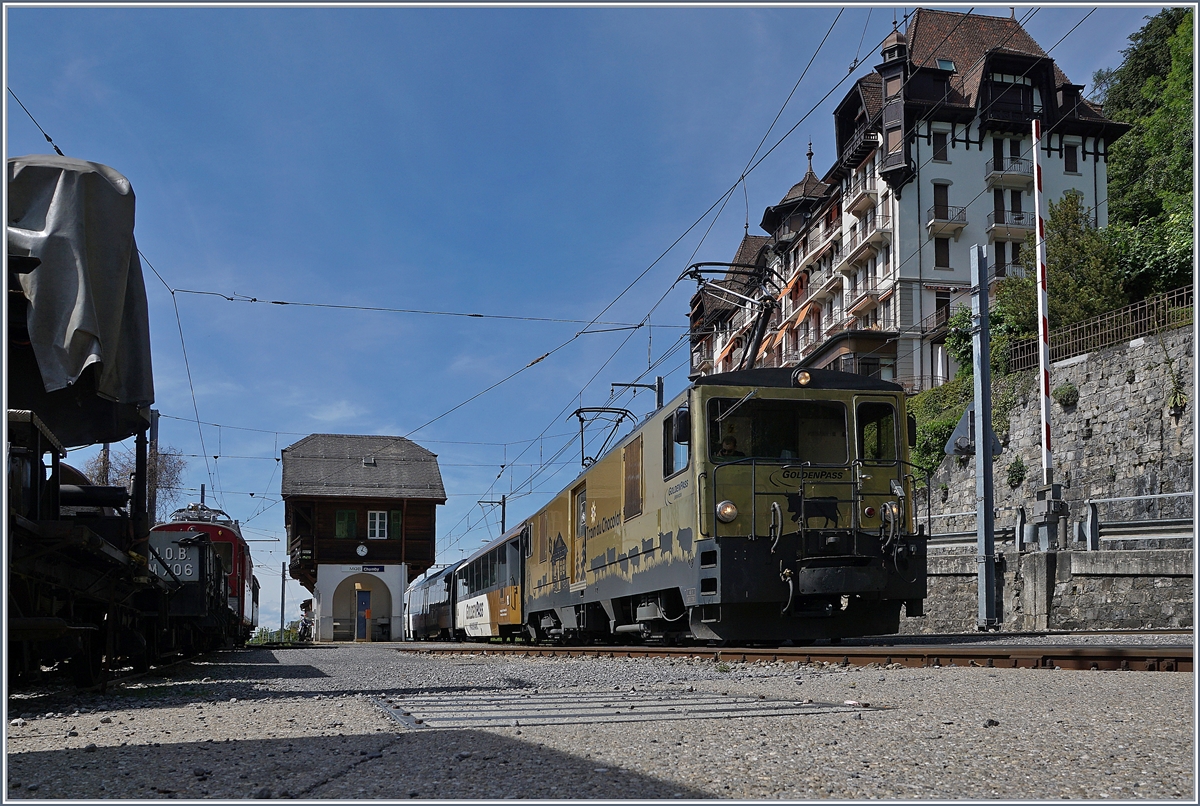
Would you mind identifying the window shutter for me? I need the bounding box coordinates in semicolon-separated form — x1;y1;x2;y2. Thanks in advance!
390;510;403;540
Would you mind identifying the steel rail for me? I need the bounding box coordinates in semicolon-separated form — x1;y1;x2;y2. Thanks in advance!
395;641;1192;673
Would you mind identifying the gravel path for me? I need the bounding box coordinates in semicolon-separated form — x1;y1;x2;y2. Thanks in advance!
5;641;1194;800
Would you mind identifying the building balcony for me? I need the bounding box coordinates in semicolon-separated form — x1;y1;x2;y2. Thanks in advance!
691;342;714;371
782;349;803;365
984;157;1034;189
825;318;847;339
917;305;954;335
841;213;892;268
841;127;881;169
808;268;842;302
926;205;968;239
846;174;878;215
982;102;1043;129
986;209;1035;239
847;285;883;315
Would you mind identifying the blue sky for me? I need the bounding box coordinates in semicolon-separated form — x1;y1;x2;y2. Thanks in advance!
5;3;1163;630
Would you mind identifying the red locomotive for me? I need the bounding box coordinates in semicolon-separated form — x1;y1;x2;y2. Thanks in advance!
152;501;260;645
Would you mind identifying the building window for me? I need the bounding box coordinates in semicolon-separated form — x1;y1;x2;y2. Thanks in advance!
934;238;951;269
335;510;357;539
885;74;902;98
367;511;387;539
886;127;903;153
1064;144;1078;173
932;131;948;161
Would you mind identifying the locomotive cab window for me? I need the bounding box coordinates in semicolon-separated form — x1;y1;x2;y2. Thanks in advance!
857;401;899;462
212;541;234;576
662;408;690;478
708;398;847;464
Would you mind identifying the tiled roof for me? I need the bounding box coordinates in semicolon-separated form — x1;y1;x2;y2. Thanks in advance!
697;234;770;323
730;234;772;269
908;9;1071;105
782;168;829;203
281;433;446;501
857;73;884;120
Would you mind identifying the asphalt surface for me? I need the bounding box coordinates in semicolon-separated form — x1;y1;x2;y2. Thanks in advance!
4;641;1195;800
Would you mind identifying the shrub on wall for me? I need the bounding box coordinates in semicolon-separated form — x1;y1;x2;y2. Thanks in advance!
1052;382;1080;408
1006;456;1028;489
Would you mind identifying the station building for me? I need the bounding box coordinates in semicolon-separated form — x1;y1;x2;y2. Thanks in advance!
282;433;445;642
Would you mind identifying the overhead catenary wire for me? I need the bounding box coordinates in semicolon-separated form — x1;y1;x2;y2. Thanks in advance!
8;87;64;156
141;252;221;508
170;287;687;329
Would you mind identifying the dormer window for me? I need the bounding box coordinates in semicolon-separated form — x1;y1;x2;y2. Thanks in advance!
936;59;956;72
363;457;377;467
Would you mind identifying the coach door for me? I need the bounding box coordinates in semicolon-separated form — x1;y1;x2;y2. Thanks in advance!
571;483;587;591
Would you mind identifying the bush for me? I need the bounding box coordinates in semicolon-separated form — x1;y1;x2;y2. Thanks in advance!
1052;382;1080;408
1006;456;1028;489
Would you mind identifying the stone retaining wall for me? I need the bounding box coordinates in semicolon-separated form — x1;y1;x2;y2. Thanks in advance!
908;323;1194;633
902;548;1194;634
927;326;1193;533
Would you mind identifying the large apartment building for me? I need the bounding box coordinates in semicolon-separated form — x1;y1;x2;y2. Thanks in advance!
689;8;1129;391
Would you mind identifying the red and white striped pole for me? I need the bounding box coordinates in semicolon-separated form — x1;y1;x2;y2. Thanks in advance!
1031;119;1053;485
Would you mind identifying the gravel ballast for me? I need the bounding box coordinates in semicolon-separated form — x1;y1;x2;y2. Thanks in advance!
4;641;1194;800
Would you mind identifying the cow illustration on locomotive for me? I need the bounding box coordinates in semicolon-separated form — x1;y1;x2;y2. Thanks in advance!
7;154;258;685
408;365;928;645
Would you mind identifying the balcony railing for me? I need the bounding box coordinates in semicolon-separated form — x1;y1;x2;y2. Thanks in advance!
985;157;1033;178
842;127;882;166
845;213;892;255
928;205;967;225
927;205;968;238
984;102;1043;123
986;209;1034;229
847;284;883;313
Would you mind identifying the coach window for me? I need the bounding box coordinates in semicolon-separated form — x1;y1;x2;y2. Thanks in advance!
662;408;689;478
335;510;357;539
857;401;898;462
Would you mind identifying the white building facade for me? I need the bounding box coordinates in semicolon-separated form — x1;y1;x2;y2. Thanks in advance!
690;9;1128;391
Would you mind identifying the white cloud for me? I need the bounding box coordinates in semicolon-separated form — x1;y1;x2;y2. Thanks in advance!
308;400;367;423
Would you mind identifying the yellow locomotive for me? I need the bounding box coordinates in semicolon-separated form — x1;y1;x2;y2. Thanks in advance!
411;365;927;644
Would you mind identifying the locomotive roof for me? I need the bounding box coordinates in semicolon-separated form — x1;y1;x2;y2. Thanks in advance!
693;366;904;392
281;433;447;501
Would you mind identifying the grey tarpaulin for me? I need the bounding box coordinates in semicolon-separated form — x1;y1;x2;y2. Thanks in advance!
7;154;154;447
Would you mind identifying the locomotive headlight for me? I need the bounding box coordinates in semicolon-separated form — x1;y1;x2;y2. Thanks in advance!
716;500;739;523
794;370;812;386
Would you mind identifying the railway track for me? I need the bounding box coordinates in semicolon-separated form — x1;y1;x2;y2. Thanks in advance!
395;640;1193;672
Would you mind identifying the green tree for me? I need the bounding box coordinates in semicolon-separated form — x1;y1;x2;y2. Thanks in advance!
1042;193;1126;327
1102;9;1194;227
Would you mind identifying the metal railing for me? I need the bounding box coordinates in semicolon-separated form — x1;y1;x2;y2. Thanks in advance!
1081;492;1194;550
984;157;1033;177
986;209;1034;229
927;205;967;225
846;214;891;253
1007;286;1193;372
848;173;876;201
